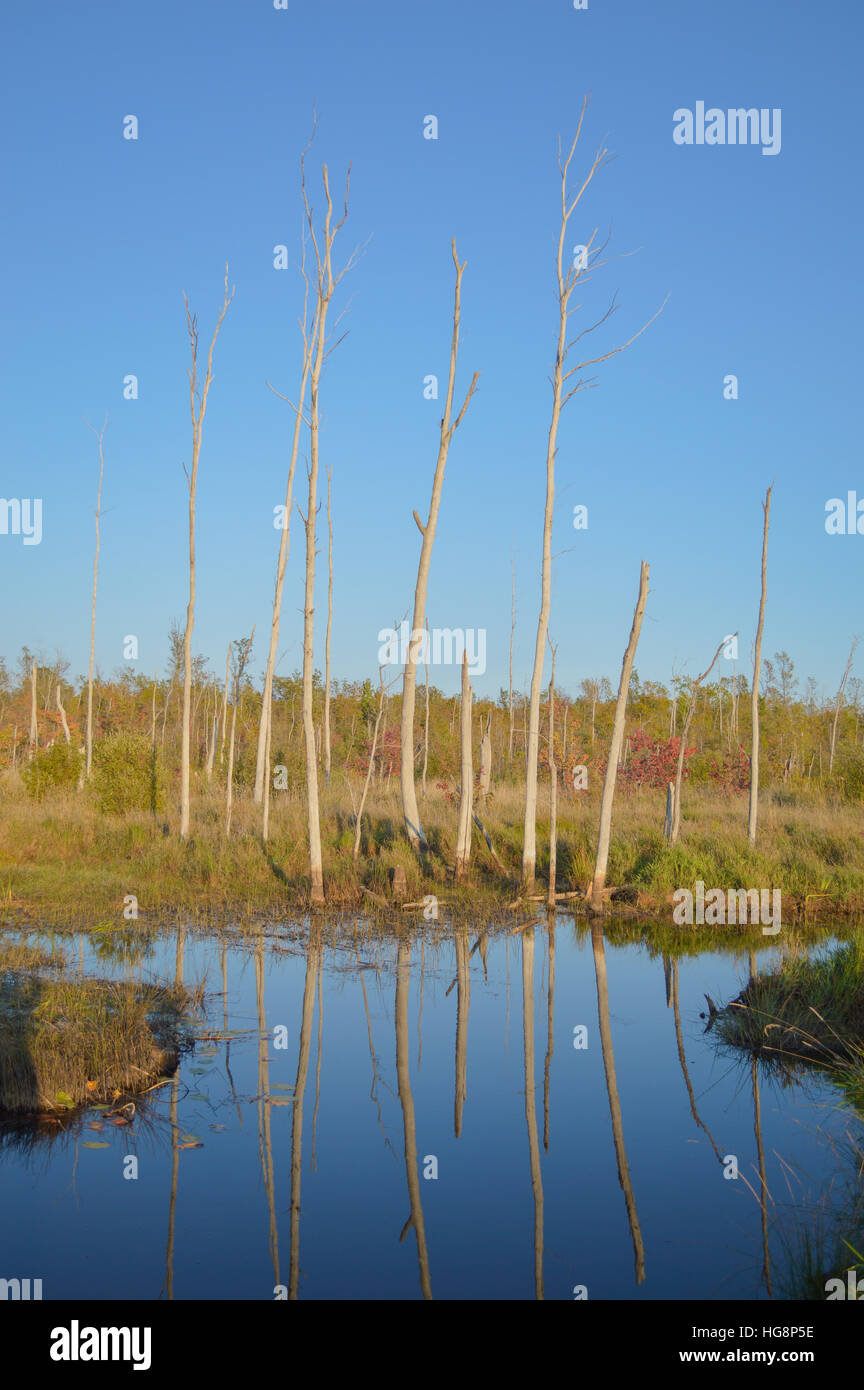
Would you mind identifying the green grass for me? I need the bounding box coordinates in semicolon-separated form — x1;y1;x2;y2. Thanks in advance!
0;969;198;1114
2;775;864;929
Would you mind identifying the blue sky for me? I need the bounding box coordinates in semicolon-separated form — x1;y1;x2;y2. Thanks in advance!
1;0;861;700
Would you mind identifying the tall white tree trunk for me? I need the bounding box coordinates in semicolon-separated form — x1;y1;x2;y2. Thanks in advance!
219;644;230;765
253;241;316;805
589;561;650;904
521;107;664;888
455;651;473;877
400;242;479;855
28;659;38;756
829;636;859;774
299;159;355;904
748;486;772;846
180;268;233;840
323;468;334;787
85;416;106;778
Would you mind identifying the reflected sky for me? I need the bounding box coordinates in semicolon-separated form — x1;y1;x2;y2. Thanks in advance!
0;921;853;1301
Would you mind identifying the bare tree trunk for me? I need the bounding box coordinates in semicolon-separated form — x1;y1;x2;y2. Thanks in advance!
262;689;273;843
521;105;663;889
299;159;354;905
254;229;315;804
589;562;650;904
670;635;732;845
748;486;772;846
508;550;516;765
180;269;233;840
455;651;473;878
151;674;158;748
205;710;217;781
28;659;38;755
322;468;334;788
400;243;479;856
547;650;557;909
85;416;106;778
219;645;230;765
478;711;492;805
421;619;430;799
56;684;71;744
829;636;859;774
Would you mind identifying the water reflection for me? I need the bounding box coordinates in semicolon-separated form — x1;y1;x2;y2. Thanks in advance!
0;919;853;1301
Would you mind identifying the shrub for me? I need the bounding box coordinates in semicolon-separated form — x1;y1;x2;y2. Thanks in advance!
21;743;80;802
91;732;164;815
834;750;864;804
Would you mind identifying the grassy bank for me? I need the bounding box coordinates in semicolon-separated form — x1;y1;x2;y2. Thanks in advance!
2;776;864;929
0;937;198;1115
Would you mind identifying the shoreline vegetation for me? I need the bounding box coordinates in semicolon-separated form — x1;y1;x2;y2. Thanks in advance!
2;778;863;931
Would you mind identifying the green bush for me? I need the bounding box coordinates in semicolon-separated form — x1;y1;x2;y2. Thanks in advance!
91;732;164;815
21;743;81;801
833;750;864;804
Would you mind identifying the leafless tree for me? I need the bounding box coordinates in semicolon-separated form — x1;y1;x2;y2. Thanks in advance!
521;100;666;888
748;486;772;846
298;153;357;903
400;243;479;855
180;268;234;838
829;636;860;774
588;562;650;906
84;415;107;778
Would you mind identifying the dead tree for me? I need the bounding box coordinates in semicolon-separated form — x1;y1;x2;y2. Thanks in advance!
829;636;860;774
219;644;230;765
28;659;38;756
56;685;71;744
84;415;107;778
748;485;772;846
588;562;650;907
455;651;474;878
323;468;334;786
254;203;316;805
399;242;479;856
521;100;665;888
669;635;734;845
299;155;356;904
478;711;492;804
508;549;516;764
180;267;234;839
547;643;558;909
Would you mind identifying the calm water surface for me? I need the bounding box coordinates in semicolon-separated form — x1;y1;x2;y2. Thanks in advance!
0;920;853;1300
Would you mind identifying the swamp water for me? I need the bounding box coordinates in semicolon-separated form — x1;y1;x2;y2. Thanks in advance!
0;920;855;1300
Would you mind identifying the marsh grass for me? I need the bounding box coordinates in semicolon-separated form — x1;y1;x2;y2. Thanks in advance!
2;777;864;928
0;970;198;1114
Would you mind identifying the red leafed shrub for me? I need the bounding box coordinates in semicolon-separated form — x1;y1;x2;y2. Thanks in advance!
618;729;694;789
706;745;751;795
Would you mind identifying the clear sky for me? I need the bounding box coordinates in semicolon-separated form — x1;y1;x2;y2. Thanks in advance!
1;0;861;701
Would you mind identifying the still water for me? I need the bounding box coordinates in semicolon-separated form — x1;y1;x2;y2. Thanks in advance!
0;920;853;1300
